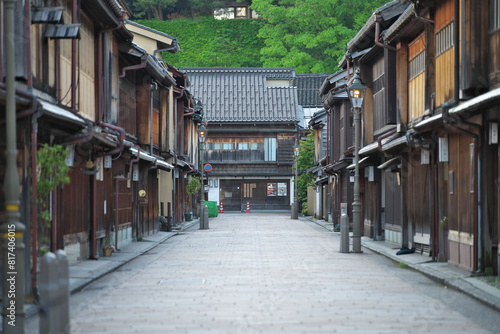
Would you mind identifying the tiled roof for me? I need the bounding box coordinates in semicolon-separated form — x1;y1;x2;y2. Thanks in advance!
296;74;329;107
183;67;299;123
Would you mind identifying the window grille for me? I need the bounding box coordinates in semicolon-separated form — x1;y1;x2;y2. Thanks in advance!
409;51;426;80
436;22;454;57
492;0;500;30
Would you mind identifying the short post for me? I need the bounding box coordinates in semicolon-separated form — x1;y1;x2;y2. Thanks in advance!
202;206;209;229
340;203;350;253
291;202;298;219
40;251;70;334
56;250;70;333
167;202;172;231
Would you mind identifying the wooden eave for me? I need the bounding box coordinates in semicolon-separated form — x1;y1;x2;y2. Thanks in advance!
82;0;133;41
347;1;408;53
384;4;427;44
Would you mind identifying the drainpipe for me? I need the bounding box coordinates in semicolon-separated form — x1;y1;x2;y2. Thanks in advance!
153;40;179;58
184;97;195;116
377;130;397;152
0;83;39;122
375;13;397;52
119;58;147;78
25;0;33;89
346;50;352;82
71;0;77;110
56;39;61;102
97;32;103;122
99;122;125;157
129;145;141;181
150;81;158;154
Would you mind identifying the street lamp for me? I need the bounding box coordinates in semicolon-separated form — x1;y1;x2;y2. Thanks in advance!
347;69;367;253
291;140;300;219
198;123;208;229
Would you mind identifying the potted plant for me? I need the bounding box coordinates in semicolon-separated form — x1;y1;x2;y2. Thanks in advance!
102;237;115;257
183;201;192;222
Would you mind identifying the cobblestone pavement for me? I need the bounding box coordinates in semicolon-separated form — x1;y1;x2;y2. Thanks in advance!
31;213;500;333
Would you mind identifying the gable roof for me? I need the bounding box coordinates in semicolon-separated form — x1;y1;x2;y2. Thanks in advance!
183;67;299;123
296;73;329;108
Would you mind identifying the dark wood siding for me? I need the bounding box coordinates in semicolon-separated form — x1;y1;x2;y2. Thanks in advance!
447;133;476;270
59;168;92;237
136;163;159;236
119;72;137;134
220;179;290;211
405;148;433;253
363;168;380;239
384;170;402;233
490;28;500;86
461;0;489;95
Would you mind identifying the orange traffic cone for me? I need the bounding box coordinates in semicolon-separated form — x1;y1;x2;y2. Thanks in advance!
245;201;251;213
219;201;224;213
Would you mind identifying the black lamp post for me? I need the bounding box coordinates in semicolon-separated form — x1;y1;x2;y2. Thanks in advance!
291;140;300;219
198;123;208;229
347;69;367;253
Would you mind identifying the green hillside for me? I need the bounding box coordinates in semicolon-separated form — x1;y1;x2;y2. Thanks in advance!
136;17;266;68
135;0;389;73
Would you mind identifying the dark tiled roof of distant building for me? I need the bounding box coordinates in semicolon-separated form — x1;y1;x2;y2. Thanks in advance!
183;67;299;123
296;73;329;108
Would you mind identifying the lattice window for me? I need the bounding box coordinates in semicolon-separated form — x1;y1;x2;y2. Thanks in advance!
409;51;426;80
492;0;500;30
436;22;454;57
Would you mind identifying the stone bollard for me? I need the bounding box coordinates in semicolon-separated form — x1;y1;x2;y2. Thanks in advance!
340;203;350;253
40;250;70;334
203;205;209;229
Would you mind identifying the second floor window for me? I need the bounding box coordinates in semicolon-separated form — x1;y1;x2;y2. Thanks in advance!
492;0;500;31
264;138;277;161
206;137;277;162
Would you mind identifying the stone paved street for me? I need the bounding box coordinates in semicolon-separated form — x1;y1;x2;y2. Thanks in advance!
41;213;500;333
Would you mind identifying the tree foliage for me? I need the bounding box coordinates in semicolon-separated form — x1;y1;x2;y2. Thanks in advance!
131;0;388;72
295;131;315;207
128;0;249;19
250;0;388;73
137;17;265;67
131;0;178;20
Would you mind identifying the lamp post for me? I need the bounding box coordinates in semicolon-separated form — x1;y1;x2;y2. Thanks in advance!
2;1;26;332
198;123;208;229
347;69;367;253
291;140;300;219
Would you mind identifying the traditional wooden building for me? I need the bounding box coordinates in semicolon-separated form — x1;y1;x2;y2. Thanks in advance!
317;69;353;226
320;0;500;275
379;0;500;273
123;20;202;227
183;67;299;212
0;0;196;298
297;73;330;219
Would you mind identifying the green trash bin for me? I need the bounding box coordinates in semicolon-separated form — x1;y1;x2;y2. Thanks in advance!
205;201;219;217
